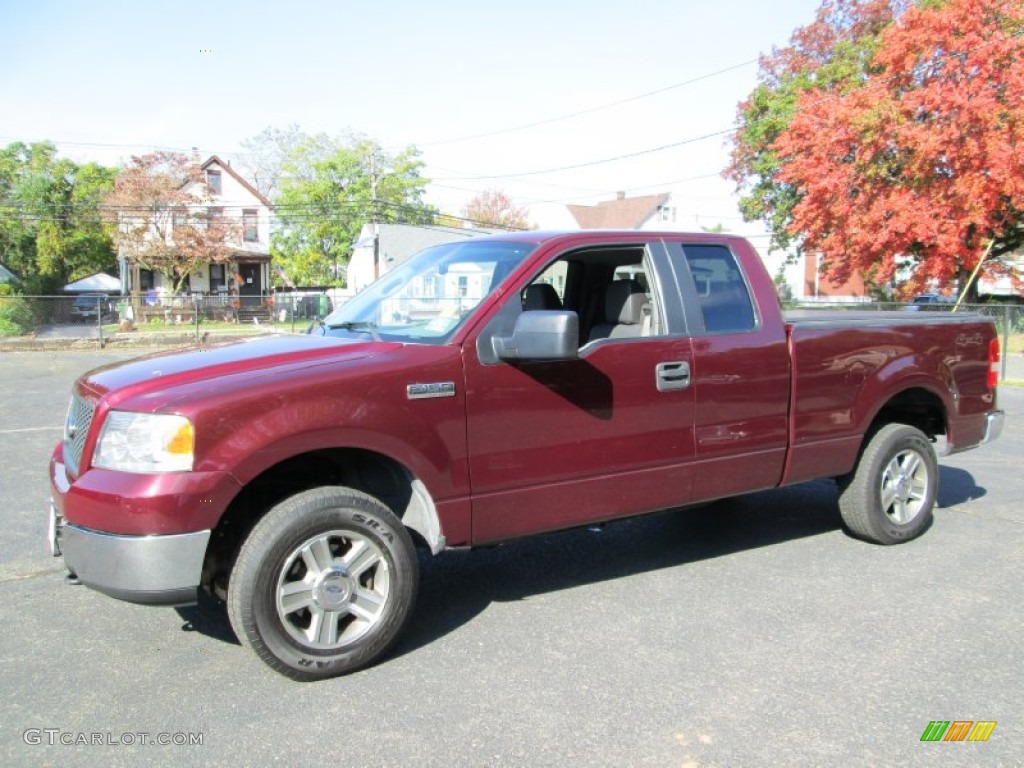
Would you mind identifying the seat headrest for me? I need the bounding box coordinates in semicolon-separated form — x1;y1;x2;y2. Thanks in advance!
604;279;646;325
523;283;562;311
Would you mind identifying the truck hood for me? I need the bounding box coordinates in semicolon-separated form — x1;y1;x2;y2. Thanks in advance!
78;334;403;401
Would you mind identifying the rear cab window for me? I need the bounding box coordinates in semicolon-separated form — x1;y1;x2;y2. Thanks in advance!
665;243;758;335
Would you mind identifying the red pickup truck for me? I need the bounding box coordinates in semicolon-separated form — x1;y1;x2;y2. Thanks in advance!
49;231;1004;680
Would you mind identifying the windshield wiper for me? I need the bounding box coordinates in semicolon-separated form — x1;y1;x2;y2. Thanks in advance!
324;321;381;339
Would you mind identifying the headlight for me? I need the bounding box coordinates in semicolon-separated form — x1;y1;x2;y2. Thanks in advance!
93;411;194;473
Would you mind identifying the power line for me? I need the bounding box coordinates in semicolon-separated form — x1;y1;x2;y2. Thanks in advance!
432;128;737;182
415;59;758;147
501;173;727;206
432;23;1024;185
0;58;753;172
0;198;527;232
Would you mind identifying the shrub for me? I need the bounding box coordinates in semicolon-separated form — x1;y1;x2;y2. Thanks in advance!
0;295;34;336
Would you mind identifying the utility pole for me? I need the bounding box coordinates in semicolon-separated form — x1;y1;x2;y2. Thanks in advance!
370;148;380;280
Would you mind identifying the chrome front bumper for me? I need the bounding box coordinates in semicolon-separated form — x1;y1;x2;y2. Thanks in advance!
49;502;209;606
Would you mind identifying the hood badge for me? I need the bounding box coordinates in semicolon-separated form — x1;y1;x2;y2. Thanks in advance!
407;382;456;400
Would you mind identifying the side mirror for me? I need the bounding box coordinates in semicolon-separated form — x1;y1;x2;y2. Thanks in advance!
493;310;579;362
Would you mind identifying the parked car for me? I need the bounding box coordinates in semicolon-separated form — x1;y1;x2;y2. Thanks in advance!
905;292;955;311
70;293;117;323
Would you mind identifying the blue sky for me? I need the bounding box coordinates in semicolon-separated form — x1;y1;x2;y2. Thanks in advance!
0;0;823;230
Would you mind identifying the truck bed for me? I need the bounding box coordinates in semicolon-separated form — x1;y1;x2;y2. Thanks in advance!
782;308;998;486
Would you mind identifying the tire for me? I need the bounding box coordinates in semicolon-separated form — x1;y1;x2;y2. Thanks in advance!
227;486;418;681
838;423;938;545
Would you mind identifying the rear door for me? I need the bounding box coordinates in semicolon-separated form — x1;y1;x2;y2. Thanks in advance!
660;240;791;501
463;239;697;544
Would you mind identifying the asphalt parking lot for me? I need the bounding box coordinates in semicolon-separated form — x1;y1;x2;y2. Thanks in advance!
0;349;1021;767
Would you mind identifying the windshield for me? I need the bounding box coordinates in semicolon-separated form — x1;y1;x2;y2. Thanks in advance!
315;239;538;343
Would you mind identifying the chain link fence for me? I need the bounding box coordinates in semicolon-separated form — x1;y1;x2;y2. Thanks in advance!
0;292;338;346
2;294;1021;379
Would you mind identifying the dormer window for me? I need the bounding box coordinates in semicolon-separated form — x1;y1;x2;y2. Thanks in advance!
206;169;222;195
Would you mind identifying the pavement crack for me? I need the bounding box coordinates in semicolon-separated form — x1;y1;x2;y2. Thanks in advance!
0;566;67;585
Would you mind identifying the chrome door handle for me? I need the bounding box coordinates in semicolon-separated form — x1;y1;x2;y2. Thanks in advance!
656;361;690;392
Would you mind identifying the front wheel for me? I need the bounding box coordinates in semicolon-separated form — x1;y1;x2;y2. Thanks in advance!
838;423;938;545
227;487;418;681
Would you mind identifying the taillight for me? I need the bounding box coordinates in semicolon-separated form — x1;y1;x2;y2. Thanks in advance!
988;337;1000;389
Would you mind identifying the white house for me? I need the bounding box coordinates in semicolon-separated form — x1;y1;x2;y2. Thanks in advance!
121;155;274;304
979;252;1024;299
347;223;498;294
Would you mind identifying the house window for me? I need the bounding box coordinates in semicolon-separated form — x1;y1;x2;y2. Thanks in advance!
658;205;674;222
206;170;222;196
457;275;468;297
210;264;226;293
243;209;258;242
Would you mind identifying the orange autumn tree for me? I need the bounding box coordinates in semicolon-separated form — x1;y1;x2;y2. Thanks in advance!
773;0;1024;299
727;1;902;257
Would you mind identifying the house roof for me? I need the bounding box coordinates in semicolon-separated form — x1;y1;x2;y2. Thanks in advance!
201;155;273;207
567;192;671;229
359;223;500;270
64;272;121;293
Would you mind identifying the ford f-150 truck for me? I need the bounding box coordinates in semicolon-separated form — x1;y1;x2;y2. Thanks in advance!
49;231;1004;680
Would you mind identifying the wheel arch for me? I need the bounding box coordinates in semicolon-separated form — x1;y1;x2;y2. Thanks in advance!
825;384;949;487
863;385;949;442
203;446;444;598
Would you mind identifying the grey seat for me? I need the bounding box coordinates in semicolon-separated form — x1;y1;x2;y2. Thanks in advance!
587;279;647;342
522;283;562;311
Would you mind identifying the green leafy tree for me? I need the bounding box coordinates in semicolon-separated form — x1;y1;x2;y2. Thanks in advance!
0;141;116;293
272;136;436;286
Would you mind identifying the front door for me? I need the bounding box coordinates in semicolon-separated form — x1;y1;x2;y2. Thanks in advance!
463;240;697;544
238;263;262;299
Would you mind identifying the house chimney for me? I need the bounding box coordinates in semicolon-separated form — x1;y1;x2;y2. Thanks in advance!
616;191;625;200
191;147;200;164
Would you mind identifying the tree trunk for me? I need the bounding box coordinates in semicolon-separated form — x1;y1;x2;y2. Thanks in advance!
958;265;981;304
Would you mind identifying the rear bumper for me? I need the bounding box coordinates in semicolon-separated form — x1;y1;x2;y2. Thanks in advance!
982;409;1005;445
946;409;1005;456
55;510;209;606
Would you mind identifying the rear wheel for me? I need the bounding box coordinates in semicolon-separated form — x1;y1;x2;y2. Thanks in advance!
838;423;937;545
227;487;418;681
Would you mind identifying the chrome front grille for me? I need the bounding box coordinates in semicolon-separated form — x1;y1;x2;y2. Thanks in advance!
64;392;96;476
